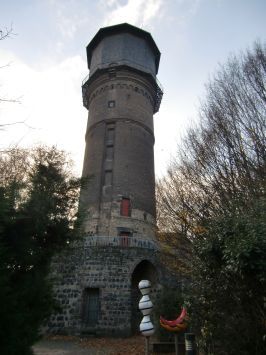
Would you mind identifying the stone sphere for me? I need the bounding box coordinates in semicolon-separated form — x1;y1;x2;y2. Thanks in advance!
138;280;151;295
139;295;153;315
140;315;155;336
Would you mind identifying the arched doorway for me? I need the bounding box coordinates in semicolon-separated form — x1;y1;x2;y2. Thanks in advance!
131;260;158;334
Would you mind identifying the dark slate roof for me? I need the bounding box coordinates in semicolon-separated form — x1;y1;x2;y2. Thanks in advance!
86;23;161;72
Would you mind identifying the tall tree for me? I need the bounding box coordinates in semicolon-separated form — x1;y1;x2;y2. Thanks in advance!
0;146;83;355
157;42;266;354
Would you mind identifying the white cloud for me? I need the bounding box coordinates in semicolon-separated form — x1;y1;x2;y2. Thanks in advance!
48;0;91;40
103;0;163;28
48;0;76;39
57;12;78;39
178;0;201;25
0;50;88;175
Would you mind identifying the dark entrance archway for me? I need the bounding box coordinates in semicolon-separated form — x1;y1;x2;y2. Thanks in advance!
131;260;158;334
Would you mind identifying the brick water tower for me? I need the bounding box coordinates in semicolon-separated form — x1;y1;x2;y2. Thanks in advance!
49;24;177;337
80;23;163;240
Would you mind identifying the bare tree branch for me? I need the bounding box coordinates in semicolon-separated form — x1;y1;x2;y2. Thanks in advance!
0;24;16;41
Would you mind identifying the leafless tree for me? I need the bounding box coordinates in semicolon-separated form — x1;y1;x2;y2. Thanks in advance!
0;25;28;147
157;41;266;236
156;42;266;354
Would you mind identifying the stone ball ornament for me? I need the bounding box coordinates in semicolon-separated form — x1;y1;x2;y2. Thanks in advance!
138;280;155;337
139;315;155;337
139;294;153;315
138;279;151;295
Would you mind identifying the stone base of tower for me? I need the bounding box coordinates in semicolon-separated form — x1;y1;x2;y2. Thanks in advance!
45;236;178;337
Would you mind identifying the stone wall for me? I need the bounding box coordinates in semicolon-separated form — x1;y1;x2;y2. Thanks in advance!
83;205;156;239
47;241;178;337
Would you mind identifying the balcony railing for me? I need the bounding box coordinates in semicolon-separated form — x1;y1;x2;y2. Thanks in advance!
81;60;163;113
84;235;159;251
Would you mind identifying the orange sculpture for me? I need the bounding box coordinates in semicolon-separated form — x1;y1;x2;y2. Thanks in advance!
160;307;188;333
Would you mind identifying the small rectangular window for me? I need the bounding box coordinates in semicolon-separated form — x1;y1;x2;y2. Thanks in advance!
119;232;130;247
108;100;115;108
121;198;131;217
82;288;100;325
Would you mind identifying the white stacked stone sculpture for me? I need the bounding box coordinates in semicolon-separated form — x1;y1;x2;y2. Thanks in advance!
138;280;155;337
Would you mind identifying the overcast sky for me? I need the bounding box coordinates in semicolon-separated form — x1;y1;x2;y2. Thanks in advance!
0;0;265;177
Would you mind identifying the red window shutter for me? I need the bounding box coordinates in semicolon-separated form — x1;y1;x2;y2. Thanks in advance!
121;198;130;216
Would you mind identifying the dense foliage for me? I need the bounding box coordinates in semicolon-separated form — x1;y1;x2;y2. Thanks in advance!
153;288;184;341
157;42;266;354
0;146;83;355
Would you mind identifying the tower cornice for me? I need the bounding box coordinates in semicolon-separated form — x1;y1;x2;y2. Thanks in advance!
82;66;163;113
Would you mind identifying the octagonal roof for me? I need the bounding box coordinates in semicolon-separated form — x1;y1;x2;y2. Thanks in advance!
86;23;161;74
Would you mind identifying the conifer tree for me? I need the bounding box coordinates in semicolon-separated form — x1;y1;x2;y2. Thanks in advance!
0;146;83;355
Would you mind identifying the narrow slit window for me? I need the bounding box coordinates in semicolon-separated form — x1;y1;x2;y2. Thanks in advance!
104;170;112;186
106;127;115;144
106;146;114;160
